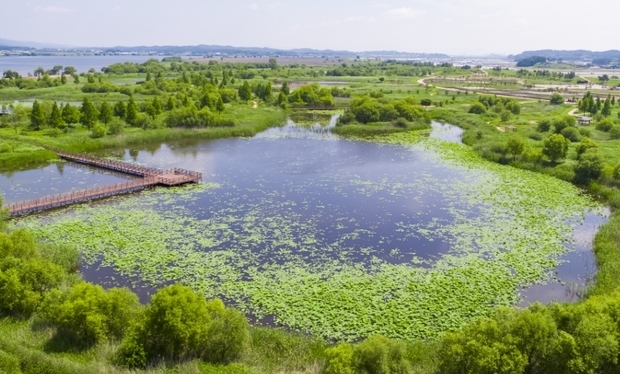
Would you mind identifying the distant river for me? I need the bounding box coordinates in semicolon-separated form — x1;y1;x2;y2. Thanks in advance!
0;55;169;75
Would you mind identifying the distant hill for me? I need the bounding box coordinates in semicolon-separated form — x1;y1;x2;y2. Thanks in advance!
510;50;620;63
0;37;72;49
103;44;450;59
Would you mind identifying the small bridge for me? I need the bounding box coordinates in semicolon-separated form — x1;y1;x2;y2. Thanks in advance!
6;142;202;217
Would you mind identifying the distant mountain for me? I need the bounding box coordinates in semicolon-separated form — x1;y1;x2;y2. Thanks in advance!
0;37;72;49
102;44;450;59
509;50;620;63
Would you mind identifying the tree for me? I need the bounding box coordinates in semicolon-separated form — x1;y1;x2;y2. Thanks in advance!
216;96;225;114
601;96;612;117
42;283;139;345
125;97;138;126
99;102;113;125
34;67;45;77
469;102;487;114
73;74;80;84
64;66;76;75
48;102;64;129
324;343;354;374
238;81;252;102
151;97;162;117
113;101;127;119
574;150;605;184
10;104;28;134
576;137;598;160
281;81;290;95
60;74;67;85
542;134;570;163
30;100;46;130
550;93;564;105
145;72;151;82
353;335;412;374
506;136;525;160
62;104;81;125
268;58;278;70
561;127;581;142
80;98;99;130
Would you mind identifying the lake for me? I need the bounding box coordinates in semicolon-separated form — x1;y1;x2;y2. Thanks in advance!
3;117;607;340
0;55;166;76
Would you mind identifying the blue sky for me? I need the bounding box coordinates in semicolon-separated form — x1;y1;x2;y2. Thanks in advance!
3;0;619;55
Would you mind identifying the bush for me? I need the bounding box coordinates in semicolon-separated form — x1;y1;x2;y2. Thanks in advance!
324;343;354;374
529;133;543;141
107;118;125;135
561;127;581;142
610;126;620;140
353;335;411;374
576;137;598;160
596;118;614;132
537;119;551;132
468;102;487;114
90;123;106;138
553;115;576;133
0;349;21;374
550;93;565;105
574;150;605;184
42;283;140;345
579;127;592;137
542;134;570;162
117;285;249;368
613;164;620;180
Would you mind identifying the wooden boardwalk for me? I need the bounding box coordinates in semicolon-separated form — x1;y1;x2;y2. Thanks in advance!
6;142;202;217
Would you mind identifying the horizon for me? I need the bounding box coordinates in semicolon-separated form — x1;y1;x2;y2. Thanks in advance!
1;0;619;55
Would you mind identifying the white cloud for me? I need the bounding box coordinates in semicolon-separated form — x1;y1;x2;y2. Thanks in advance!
383;7;424;20
34;6;76;13
249;4;259;10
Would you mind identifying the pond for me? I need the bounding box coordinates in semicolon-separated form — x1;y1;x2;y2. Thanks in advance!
2;115;607;341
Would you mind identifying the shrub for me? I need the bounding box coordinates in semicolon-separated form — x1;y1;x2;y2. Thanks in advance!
0;349;21;373
107;118;125;135
613;164;620;180
610;126;620;140
550;93;565;105
574;150;605;184
553;115;576;133
537;119;551;132
576;137;598;160
117;285;249;368
579;127;592;137
529;133;543;141
468;102;487;114
324;343;354;374
542;134;570;162
561;127;581;142
596;118;614;132
90;123;106;138
353;335;411;374
42;283;140;345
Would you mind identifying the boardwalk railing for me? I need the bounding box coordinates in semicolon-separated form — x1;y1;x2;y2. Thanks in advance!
3;138;203;216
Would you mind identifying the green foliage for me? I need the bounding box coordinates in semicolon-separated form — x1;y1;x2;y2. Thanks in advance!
576;137;597;160
542;134;570;162
288;84;334;107
553;115;577;133
574;150;605;184
506;136;525;160
537;119;551;132
117;285;248;367
609;126;620;140
324;343;354;374
353;335;411;374
550;93;565;105
468;102;487;114
98;102;113;125
90;123;106;138
107;118;125;135
125;97;138;126
238;82;252;102
48;102;64;129
61;104;80;125
79;97;98;130
561;127;582;142
347;95;428;125
41;283;139;345
595;118;614;132
29;101;46;130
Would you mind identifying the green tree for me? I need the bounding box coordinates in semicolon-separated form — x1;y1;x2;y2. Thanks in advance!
72;74;80;84
62;104;81;125
107;118;125;135
145;72;151;82
60;74;67;85
48;102;64;129
542;134;570;163
29;100;46;130
125;97;138;126
561;127;581;142
238;81;252;102
506;136;525;160
281;81;290;95
42;283;139;345
324;343;354;374
576;137;598;160
353;335;412;374
152;97;162;116
201;300;249;364
215;96;225;114
469;102;487;114
113;101;127;119
601;96;612;117
268;58;278;70
574;150;605;184
550;93;564;105
80;97;99;130
99;102;113;125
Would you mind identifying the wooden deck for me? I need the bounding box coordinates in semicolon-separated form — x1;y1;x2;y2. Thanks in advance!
6;141;202;217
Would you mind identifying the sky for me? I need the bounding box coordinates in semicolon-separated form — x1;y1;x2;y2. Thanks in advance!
2;0;620;55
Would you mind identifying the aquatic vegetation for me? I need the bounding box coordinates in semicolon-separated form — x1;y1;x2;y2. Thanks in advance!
13;131;604;342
